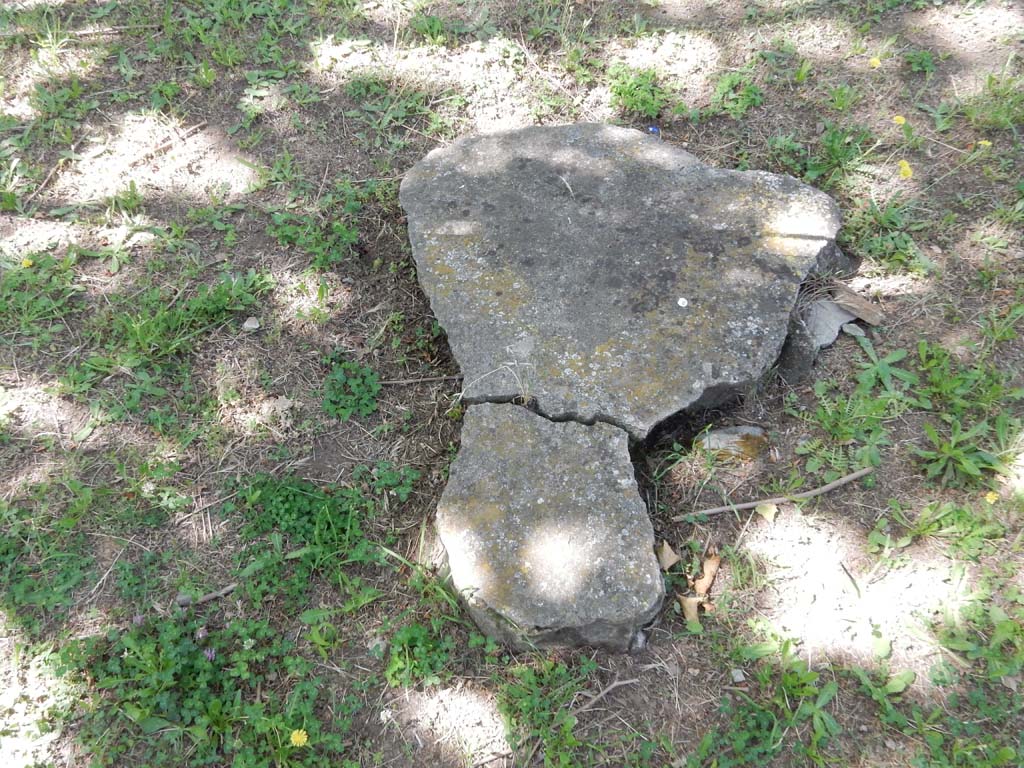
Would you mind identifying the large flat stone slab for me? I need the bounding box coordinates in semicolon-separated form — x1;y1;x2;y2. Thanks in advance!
401;123;843;439
438;404;663;650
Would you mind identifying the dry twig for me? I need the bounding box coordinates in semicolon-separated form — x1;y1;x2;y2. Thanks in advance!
672;466;875;521
572;677;640;715
175;582;238;608
379;375;462;386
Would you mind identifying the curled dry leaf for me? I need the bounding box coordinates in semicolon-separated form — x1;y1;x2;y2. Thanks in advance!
657;540;681;571
678;595;702;624
693;554;721;597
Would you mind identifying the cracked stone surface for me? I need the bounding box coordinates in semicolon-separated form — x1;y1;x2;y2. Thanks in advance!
401;123;843;440
401;123;844;649
437;404;663;651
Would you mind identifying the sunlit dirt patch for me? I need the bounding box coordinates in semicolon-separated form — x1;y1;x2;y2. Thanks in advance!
906;4;1024;87
54;113;259;205
742;506;973;691
0;216;77;256
0;635;75;768
389;682;511;765
604;30;722;106
310;34;546;132
268;268;355;334
0;379;160;494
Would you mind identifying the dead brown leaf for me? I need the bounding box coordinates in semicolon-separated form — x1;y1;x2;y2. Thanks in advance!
678;595;702;624
657;540;681;571
694;554;721;596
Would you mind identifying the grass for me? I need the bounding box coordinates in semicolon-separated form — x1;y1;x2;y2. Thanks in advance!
0;1;1023;766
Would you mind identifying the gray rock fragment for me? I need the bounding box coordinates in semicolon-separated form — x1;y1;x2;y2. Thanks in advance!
804;299;858;349
401;123;843;440
437;404;663;651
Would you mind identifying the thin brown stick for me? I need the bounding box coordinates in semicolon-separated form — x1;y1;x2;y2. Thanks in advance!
672;466;875;521
379;375;462;386
572;677;640;715
175;582;238;608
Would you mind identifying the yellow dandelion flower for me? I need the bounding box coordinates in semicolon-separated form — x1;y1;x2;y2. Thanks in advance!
869;56;881;68
290;729;309;748
985;491;998;504
898;159;913;179
978;139;992;148
892;115;906;125
21;258;34;268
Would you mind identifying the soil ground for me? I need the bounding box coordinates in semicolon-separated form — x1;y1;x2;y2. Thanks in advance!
1;1;1023;766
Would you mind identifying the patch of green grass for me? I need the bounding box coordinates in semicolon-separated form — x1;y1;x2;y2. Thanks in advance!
229;473;385;606
104;270;271;367
385;620;455;687
767;133;809;176
787;376;892;480
710;69;764;119
29;76;98;144
963;72;1024;133
914;418;1005;487
174;0;313;68
827;83;860;112
186;200;244;247
0;251;82;346
114;549;179;610
805;122;874;188
688;639;841;767
268;211;359;269
322;360;380;421
608;64;670;119
56;613;358;768
498;656;597;767
917;98;959;132
840;196;930;272
852;587;1024;768
904;49;937;75
914;341;1021;421
344;76;449;152
0;490;93;637
889;500;1005;560
409;13;454;46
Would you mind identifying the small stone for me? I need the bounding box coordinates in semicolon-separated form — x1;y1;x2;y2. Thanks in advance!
697;426;768;462
841;322;865;337
730;668;746;683
804;299;857;349
367;634;388;656
437;403;663;651
242;316;261;331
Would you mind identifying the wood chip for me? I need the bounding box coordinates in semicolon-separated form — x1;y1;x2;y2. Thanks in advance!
832;284;885;325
